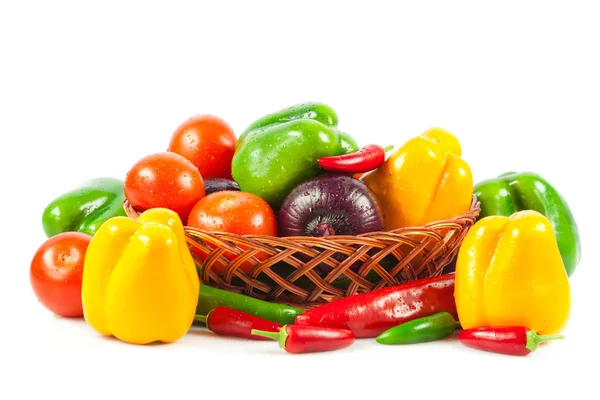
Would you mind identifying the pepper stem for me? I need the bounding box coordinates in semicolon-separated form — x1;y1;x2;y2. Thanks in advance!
252;326;288;349
193;314;208;324
525;329;565;353
194;308;214;325
382;144;394;152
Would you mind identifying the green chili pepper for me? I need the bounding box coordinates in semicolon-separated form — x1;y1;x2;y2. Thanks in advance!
196;284;304;325
376;312;461;345
474;171;581;277
232;102;359;209
42;177;127;238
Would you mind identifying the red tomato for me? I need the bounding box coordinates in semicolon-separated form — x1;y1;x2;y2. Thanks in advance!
30;232;92;317
168;114;237;180
187;191;277;274
124;151;205;223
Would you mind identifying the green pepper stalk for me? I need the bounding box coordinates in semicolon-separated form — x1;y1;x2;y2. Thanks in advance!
376;312;461;345
459;326;565;356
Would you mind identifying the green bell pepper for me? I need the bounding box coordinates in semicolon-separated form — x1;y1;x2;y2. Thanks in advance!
236;102;339;150
42;178;127;237
474;171;581;276
232;103;359;209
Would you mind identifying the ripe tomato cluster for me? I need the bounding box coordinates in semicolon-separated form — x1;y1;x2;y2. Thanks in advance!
124;115;278;274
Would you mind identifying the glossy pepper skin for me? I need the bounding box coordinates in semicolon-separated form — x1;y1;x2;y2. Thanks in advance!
295;274;458;338
376;312;460;345
237;102;339;149
232;103;359;209
455;210;571;335
474;171;581;277
239;101;356;158
459;326;564;356
317;144;394;174
196;284;304;325
82;208;200;345
362;128;473;230
42;178;126;237
252;325;355;354
195;306;282;341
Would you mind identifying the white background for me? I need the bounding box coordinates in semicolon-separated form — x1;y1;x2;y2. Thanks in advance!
1;1;599;399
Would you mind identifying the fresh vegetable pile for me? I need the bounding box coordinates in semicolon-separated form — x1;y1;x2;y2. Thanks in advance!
30;102;580;356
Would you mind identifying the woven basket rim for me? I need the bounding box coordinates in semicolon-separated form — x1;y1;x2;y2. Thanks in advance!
122;195;480;238
122;195;480;306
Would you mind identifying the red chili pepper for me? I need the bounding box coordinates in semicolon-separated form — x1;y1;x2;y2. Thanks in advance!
458;326;565;356
294;274;457;338
252;325;355;354
195;306;282;340
317;144;394;174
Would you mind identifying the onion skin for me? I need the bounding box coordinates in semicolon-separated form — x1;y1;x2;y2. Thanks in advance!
278;175;384;237
203;178;240;196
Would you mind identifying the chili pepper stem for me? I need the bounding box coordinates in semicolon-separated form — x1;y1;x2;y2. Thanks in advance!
194;314;208;324
525;330;565;353
194;309;214;325
252;327;288;349
383;145;394;152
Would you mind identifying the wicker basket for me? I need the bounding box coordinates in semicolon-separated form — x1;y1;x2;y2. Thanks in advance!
124;196;480;308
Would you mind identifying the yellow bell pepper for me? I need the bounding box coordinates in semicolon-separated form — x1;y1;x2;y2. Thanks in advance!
82;208;200;344
362;127;473;230
455;210;571;335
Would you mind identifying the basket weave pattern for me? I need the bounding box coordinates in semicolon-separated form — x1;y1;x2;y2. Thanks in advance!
124;196;480;307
